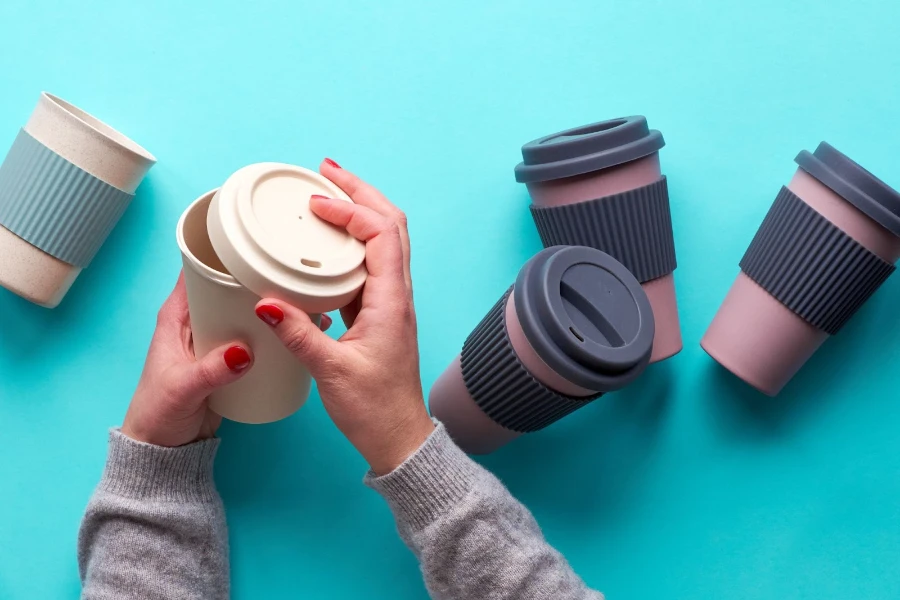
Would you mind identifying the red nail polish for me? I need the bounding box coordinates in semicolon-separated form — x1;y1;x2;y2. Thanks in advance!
256;304;284;326
224;346;251;372
321;314;333;328
324;158;341;169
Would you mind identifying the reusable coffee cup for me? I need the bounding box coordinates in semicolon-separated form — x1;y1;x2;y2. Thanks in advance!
177;163;367;424
0;92;156;307
702;143;900;396
429;245;655;454
515;116;681;363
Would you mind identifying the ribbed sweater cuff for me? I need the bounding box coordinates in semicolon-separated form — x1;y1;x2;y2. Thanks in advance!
365;420;481;530
98;429;220;503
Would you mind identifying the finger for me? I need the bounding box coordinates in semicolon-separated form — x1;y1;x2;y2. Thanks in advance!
179;343;254;400
319;161;412;291
309;197;404;281
310;196;393;242
320;313;333;332
255;301;341;372
320;159;398;217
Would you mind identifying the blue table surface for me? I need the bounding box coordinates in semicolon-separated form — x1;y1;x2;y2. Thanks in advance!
2;0;900;597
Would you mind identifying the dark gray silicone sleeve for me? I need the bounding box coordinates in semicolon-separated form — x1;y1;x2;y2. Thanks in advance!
529;177;676;283
0;129;134;267
461;288;600;433
740;186;895;335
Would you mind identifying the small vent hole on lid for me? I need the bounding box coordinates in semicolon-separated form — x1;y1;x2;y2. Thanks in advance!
301;258;322;268
569;327;585;342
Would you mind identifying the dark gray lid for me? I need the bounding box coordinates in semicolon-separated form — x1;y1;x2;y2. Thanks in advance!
514;116;665;184
795;142;900;237
513;246;655;391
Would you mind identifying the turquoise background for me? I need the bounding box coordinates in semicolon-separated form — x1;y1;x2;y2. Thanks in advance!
1;0;899;597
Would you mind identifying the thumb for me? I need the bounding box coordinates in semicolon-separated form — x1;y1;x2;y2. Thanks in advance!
255;300;339;372
180;343;254;400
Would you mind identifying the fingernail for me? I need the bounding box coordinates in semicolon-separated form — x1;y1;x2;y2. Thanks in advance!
310;194;329;202
256;304;284;326
224;346;251;372
320;314;333;329
324;158;341;169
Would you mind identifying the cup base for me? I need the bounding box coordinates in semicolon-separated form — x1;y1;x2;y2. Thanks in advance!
643;274;683;363
701;273;827;396
0;225;80;308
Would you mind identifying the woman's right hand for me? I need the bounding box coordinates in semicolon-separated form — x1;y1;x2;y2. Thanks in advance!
254;159;434;475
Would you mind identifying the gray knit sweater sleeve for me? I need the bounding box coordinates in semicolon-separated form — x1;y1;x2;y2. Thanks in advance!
366;421;603;600
78;429;229;600
79;424;600;599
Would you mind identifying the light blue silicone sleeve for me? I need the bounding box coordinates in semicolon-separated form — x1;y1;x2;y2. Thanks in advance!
0;129;134;268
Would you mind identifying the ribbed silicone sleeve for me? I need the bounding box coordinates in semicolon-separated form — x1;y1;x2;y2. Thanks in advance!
529;177;676;283
0;129;134;267
740;186;895;335
460;288;601;433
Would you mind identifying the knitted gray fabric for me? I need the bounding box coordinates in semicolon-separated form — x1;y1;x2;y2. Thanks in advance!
79;423;602;599
365;422;603;600
78;430;228;600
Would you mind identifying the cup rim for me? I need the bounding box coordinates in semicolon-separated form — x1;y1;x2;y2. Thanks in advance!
177;190;242;288
42;92;157;165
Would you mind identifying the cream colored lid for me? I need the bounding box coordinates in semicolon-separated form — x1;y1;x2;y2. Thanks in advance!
207;163;367;313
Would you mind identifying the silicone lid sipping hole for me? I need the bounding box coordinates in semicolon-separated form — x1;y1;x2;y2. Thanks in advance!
246;169;362;276
514;246;654;391
560;266;632;348
207;163;367;313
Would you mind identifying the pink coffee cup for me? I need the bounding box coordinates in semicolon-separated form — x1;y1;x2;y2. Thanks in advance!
430;246;655;454
702;142;900;395
515;116;681;363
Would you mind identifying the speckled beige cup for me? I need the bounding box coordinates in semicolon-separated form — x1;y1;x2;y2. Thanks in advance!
0;93;155;307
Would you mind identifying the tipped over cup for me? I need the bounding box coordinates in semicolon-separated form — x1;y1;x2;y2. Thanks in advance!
429;246;655;454
0;92;155;307
702;142;900;395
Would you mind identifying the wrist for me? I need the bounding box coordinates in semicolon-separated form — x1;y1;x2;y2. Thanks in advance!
364;421;481;530
120;419;158;445
101;429;221;502
359;409;435;476
121;413;208;448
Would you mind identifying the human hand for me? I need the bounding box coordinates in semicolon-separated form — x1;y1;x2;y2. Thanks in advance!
121;274;256;447
254;158;434;475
